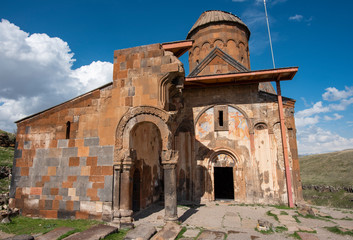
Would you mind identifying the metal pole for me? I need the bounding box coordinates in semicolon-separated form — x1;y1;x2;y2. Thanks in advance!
264;0;276;69
276;80;294;208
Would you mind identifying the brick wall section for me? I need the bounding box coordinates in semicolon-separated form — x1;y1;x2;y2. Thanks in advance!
10;43;184;220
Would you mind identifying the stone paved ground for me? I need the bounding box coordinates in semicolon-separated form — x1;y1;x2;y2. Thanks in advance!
133;201;353;239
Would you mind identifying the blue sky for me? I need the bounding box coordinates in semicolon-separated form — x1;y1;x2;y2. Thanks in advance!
1;0;353;154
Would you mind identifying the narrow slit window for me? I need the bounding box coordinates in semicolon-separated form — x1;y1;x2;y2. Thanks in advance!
219;111;224;126
66;121;71;139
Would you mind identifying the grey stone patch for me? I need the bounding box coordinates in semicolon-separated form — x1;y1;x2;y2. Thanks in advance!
36;149;49;159
59;200;66;210
59;188;68;197
227;232;256;240
62;148;78;158
120;61;126;70
97;146;114;166
151;222;182;240
183;229;200;238
3;234;34;240
23;141;31;149
17;176;30;187
79;157;87;166
25;126;31;134
46;158;60;166
58;139;69;148
63;224;117;240
73;201;80;211
196;230;226;240
84;137;100;147
74;178;91;198
128;87;135;97
98;176;113;202
42;188;51;196
14;149;22;159
73;115;79;122
125;224;156;240
36;226;74;240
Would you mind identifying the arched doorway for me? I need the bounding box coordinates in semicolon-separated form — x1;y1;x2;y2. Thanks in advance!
210;152;236;200
130;122;163;210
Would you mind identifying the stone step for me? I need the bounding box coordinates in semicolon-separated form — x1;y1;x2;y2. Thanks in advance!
63;224;118;240
35;227;74;240
150;222;182;240
124;224;156;240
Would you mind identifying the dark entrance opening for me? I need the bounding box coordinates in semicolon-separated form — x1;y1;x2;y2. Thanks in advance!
214;167;234;199
132;169;140;212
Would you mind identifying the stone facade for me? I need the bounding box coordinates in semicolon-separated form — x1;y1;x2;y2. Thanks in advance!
10;10;303;224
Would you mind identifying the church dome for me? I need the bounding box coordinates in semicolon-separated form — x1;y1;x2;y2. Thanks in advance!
187;10;250;40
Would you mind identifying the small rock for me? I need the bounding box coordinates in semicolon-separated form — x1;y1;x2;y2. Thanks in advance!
1;216;11;224
3;234;34;240
298;205;315;216
257;219;272;231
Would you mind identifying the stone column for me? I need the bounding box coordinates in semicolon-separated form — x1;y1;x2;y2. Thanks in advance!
113;165;122;220
119;157;133;227
162;150;178;222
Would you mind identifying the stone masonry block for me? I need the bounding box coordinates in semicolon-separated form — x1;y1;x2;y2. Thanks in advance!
14;149;22;159
57;139;69;148
46;158;60;166
84;137;100;147
24;141;31;149
161;63;180;73
98;175;113;202
62;147;78;158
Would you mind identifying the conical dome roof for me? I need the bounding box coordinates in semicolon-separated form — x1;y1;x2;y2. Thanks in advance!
187;10;250;39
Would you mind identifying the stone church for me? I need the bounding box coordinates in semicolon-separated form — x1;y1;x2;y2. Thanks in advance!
10;10;303;225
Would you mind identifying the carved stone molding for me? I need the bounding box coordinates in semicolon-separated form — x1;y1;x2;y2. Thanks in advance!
115;106;172;150
161;150;179;165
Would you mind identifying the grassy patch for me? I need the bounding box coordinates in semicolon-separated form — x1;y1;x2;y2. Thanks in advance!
325;226;353;237
296;211;332;222
175;226;187;239
300;149;353;186
266;211;279;222
280;211;288;215
275;226;288;233
292;215;301;223
0;216;101;235
303;189;353;209
103;229;129;240
0;146;14;167
269;204;292;210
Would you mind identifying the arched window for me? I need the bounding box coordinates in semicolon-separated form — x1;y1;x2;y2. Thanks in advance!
66;121;71;139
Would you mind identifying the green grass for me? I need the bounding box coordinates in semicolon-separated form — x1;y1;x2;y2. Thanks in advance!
275;226;288;233
255;227;274;234
325;226;353;237
0;216;101;235
266;210;279;222
299;149;353;187
303;189;353;209
175;226;187;240
102;229;129;240
0;146;14;168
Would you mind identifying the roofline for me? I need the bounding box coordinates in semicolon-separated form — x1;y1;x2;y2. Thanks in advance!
162;40;194;58
15;82;113;124
184;67;298;86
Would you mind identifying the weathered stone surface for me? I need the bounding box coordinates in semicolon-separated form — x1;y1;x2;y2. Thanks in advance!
296;232;319;240
124;224;156;240
196;230;225;240
3;235;34;240
150;222;181;240
36;227;74;240
182;229;200;238
63;224;117;240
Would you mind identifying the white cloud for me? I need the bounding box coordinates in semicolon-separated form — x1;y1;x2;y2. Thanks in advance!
295;115;319;127
297;126;353;155
322;86;353;101
324;113;343;121
289;14;303;22
0;19;112;132
329;97;353;111
296;101;329;118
